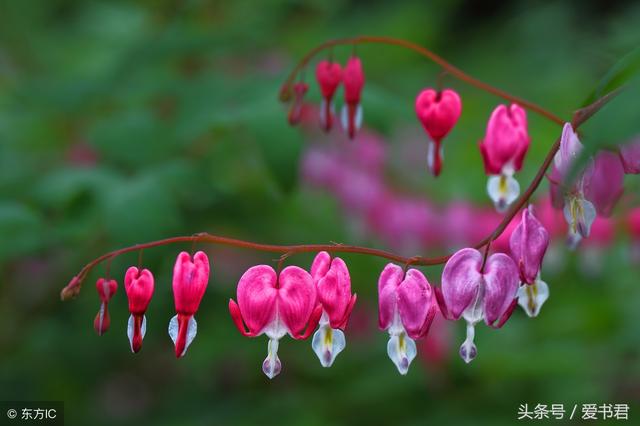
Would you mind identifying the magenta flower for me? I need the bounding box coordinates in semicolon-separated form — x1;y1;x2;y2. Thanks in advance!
619;138;640;174
169;251;210;358
509;206;550;317
310;252;357;367
439;248;519;363
341;56;365;139
479;104;530;212
378;263;437;374
315;60;343;131
124;267;155;353
582;151;625;217
94;278;117;336
415;88;462;177
287;82;309;126
229;265;322;379
510;206;549;284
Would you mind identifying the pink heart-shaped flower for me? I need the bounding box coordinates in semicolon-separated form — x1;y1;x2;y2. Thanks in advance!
378;263;436;339
441;248;519;326
415;88;462;142
316;60;343;100
479;104;530;174
124;267;155;315
172;251;210;316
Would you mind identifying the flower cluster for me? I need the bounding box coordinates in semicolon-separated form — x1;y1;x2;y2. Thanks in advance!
73;37;640;382
90;205;550;376
93;251;209;358
289;54;539;212
549;123;634;249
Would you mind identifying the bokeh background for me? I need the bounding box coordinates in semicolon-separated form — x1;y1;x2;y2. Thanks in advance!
1;0;639;425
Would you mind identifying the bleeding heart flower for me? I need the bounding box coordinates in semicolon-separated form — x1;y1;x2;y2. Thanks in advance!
168;251;210;358
229;265;322;379
316;60;343;131
378;263;437;374
438;248;519;363
341;56;365;139
288;82;309;126
479;104;530;212
582;151;625;217
619;138;640;174
124;267;155;353
94;278;117;336
415;88;462;177
509;206;549;284
310;252;357;367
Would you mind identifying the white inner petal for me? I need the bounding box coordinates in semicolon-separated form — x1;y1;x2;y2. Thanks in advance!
487;174;520;213
563;196;596;241
354;104;363;131
517;278;549;318
340;105;348;133
387;332;417;375
312;322;346;368
168;314;198;357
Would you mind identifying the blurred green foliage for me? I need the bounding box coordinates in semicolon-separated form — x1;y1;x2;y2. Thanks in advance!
1;1;639;425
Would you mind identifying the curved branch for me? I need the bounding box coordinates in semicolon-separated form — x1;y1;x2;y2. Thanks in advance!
279;36;565;126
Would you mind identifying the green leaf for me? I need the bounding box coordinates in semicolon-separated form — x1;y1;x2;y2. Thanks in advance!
583;47;640;105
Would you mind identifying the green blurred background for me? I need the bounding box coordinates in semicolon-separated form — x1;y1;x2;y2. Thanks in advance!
1;0;639;425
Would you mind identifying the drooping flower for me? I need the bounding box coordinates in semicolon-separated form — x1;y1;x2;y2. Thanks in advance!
509;206;551;317
378;263;437;374
415;88;462;177
619;138;640;174
438;248;519;363
550;124;596;248
124;267;155;353
479;104;530;212
168;251;210;358
510;206;549;284
315;60;343;131
229;265;322;379
310;252;357;367
341;56;365;139
288;82;309;126
94;278;117;336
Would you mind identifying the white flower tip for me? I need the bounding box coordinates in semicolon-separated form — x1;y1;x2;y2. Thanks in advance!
387;332;417;375
517;280;549;318
487;174;520;213
312;325;346;368
459;340;477;364
262;356;282;379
